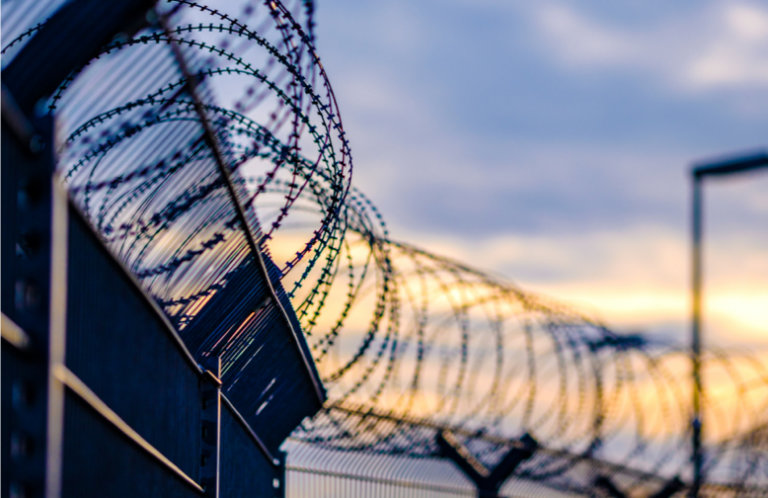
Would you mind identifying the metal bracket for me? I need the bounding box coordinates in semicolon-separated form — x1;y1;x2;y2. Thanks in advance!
650;476;686;498
594;475;627;498
436;430;538;497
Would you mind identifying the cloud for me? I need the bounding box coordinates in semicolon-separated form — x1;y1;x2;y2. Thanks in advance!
685;3;768;88
532;3;633;66
528;1;768;91
312;0;768;350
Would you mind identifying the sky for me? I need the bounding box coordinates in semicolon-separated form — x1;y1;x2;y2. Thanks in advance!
311;0;768;348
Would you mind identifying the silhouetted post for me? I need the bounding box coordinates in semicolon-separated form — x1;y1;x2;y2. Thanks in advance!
690;152;768;497
593;475;627;498
201;356;222;498
2;88;57;498
436;430;538;497
650;476;685;498
691;171;703;498
1;3;160;495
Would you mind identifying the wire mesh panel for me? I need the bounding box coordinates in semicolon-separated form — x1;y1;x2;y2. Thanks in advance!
42;0;340;455
60;391;203;498
3;0;341;496
285;440;475;498
66;208;204;481
219;400;282;498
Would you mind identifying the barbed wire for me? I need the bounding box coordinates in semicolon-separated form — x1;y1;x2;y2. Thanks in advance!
284;171;768;494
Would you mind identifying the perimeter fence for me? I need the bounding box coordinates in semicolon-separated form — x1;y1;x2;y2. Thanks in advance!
2;0;767;497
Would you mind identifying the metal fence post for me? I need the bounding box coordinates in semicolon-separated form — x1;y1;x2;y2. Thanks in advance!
689;152;768;497
437;430;538;497
2;84;57;498
201;357;222;498
691;173;704;498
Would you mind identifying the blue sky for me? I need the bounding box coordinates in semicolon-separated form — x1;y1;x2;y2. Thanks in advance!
312;0;768;346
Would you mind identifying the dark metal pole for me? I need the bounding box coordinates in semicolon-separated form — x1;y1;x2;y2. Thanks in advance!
690;175;703;498
688;151;768;497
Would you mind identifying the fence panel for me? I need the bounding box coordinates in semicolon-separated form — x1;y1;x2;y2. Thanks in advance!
220;400;282;497
66;208;204;481
60;390;202;498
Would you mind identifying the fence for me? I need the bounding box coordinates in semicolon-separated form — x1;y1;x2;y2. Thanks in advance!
2;0;325;495
3;0;768;497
